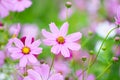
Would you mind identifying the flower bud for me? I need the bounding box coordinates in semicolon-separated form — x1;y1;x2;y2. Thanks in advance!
89;50;94;55
102;46;106;51
112;57;119;62
0;22;4;30
88;30;93;36
82;56;87;61
65;1;72;8
114;36;120;42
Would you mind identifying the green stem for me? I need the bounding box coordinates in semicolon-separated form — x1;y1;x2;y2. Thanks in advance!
96;63;112;79
78;27;118;77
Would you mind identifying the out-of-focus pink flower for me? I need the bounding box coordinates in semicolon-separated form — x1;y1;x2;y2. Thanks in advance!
87;0;100;16
59;7;73;20
74;0;86;11
105;0;119;17
11;0;32;12
21;24;39;38
9;23;21;38
0;0;13;18
23;64;64;80
42;22;82;57
76;69;95;80
8;37;42;67
0;51;5;67
54;60;70;77
115;6;120;25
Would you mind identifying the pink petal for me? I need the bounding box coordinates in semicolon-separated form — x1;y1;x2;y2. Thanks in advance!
66;43;81;50
39;64;50;80
49;73;64;80
30;48;42;55
11;53;23;60
51;45;61;54
61;46;70;57
42;29;55;38
23;76;32;80
31;39;41;48
60;22;69;36
27;69;42;80
25;36;32;46
87;75;95;80
49;23;59;34
66;32;82;42
13;38;24;49
19;56;27;67
43;39;56;46
27;54;37;63
8;47;21;53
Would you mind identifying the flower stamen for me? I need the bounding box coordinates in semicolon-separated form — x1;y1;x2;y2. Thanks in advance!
56;36;65;44
22;46;30;54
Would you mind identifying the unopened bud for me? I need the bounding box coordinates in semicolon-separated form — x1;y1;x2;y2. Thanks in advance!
112;57;119;62
102;46;106;51
88;30;93;36
114;36;120;42
65;1;72;8
82;56;87;61
89;50;94;55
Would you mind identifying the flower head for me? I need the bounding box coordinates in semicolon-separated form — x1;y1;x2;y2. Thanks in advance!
42;22;82;57
9;36;42;67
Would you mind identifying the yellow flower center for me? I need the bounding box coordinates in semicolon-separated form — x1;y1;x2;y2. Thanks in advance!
22;47;30;54
56;36;65;44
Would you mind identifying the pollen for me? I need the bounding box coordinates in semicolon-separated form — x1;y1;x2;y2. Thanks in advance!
56;36;65;44
22;46;30;54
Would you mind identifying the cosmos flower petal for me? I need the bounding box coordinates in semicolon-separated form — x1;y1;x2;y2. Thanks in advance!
49;73;64;80
30;48;42;54
43;39;56;46
31;39;41;48
19;56;27;67
39;64;50;80
51;45;61;54
11;53;23;60
60;22;69;36
42;29;55;38
49;23;59;34
23;76;33;80
13;38;24;49
25;36;32;46
8;47;21;53
66;43;81;50
61;46;70;57
27;69;42;80
27;54;37;63
66;32;82;42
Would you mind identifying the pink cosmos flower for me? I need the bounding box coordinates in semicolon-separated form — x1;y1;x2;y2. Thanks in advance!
23;64;64;80
0;0;13;18
9;36;42;67
11;0;32;12
42;22;82;57
115;6;120;25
